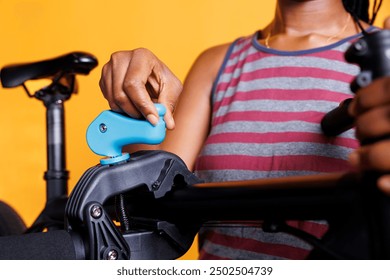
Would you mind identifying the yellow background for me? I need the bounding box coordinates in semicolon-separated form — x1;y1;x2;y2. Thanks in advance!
0;0;388;260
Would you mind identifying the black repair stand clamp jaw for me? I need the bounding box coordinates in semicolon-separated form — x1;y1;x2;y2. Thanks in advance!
65;104;203;260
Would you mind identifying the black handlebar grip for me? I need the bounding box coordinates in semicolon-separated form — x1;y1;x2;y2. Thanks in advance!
0;230;85;260
321;98;354;137
321;30;390;137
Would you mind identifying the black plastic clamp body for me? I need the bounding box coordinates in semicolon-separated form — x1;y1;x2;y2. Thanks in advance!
65;150;202;260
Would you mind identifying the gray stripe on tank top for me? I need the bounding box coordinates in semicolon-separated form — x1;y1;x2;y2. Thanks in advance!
214;225;313;249
209;120;356;140
213;99;346;117
201;242;289;260
199;227;313;259
194;170;325;182
214;78;353;102
223;55;359;76
200;142;354;160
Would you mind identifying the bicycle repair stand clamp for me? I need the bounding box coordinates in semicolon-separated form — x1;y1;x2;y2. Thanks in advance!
65;103;202;260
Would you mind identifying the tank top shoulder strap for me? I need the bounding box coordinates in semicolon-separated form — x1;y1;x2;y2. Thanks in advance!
211;35;253;96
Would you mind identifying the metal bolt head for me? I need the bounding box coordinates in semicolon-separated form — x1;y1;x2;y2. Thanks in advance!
356;71;372;88
107;249;118;260
99;123;107;133
91;205;102;219
151;181;160;191
353;40;367;54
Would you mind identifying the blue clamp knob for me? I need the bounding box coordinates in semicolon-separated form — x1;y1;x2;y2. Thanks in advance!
86;104;166;165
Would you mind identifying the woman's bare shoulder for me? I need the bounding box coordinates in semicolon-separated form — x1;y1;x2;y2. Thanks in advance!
186;42;232;82
197;42;231;65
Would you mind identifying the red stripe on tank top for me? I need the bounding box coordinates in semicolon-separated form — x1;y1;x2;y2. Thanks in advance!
198;250;230;260
205;132;358;149
199;231;311;259
286;220;328;238
213;89;352;112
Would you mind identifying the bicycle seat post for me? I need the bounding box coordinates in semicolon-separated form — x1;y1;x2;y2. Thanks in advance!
44;97;68;202
1;52;98;232
22;79;75;231
32;74;80;205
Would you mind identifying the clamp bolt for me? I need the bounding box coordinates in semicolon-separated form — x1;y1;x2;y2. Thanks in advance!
107;249;118;260
91;205;102;219
99;123;107;133
353;40;367;54
151;181;160;191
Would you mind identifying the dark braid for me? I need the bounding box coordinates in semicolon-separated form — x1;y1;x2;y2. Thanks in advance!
342;0;383;34
342;0;370;23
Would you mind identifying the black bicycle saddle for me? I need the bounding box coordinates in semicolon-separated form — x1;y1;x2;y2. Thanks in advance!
0;52;98;88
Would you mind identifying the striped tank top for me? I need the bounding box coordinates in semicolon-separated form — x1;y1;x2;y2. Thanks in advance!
194;31;363;259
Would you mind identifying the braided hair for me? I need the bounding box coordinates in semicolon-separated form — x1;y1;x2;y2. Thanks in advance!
342;0;383;25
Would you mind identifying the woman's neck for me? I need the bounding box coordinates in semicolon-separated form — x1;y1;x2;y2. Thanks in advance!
273;0;352;36
261;0;367;51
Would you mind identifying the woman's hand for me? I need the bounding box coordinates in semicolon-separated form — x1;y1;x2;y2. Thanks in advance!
348;17;390;194
99;48;183;130
348;76;390;193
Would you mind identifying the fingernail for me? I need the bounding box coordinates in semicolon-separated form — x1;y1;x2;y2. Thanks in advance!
146;114;159;126
165;115;175;130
